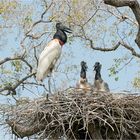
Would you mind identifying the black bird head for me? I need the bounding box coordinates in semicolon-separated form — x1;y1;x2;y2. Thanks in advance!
94;62;102;80
80;61;88;79
53;22;72;45
56;22;72;33
94;62;102;72
81;61;88;71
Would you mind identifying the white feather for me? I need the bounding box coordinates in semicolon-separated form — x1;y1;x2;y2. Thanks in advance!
36;39;62;81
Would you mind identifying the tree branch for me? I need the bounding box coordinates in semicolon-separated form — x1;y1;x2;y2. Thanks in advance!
85;37;140;58
20;1;54;48
0;49;26;65
104;0;140;48
104;0;136;7
0;72;36;95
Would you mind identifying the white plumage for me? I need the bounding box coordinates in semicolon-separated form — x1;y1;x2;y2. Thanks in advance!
36;39;62;81
36;22;72;82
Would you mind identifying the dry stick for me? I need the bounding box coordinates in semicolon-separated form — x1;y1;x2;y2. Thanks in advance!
104;0;140;48
5;90;140;139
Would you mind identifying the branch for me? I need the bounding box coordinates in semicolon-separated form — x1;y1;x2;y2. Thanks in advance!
0;49;34;73
20;3;54;49
105;8;138;26
89;39;121;51
21;59;33;72
0;49;26;65
84;37;140;58
0;72;36;95
21;1;54;46
120;41;140;58
104;0;140;48
104;0;136;7
83;9;99;26
117;57;134;73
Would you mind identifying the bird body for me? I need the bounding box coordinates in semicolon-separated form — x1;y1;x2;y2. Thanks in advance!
76;61;92;92
94;79;110;92
36;23;72;81
77;78;91;91
93;62;110;92
36;39;62;81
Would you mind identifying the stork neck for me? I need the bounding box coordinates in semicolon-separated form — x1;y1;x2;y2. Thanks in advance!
58;39;65;46
95;70;101;80
53;29;67;45
80;68;86;79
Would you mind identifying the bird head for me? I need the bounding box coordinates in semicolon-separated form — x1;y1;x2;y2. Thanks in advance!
94;62;102;71
81;61;88;71
56;22;72;33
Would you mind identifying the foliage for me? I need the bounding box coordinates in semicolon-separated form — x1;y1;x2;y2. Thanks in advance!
0;1;17;15
109;56;133;81
133;71;140;89
0;0;139;95
0;0;140;138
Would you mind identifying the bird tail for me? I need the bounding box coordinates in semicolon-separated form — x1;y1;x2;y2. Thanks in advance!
36;71;43;82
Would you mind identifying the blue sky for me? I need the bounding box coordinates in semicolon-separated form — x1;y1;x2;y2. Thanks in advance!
0;0;140;139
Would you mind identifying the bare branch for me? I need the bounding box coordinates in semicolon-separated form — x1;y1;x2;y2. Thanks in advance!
75;35;140;58
21;59;33;72
0;50;26;65
41;1;54;20
83;9;99;26
0;72;36;95
120;41;140;57
117;57;134;73
104;0;136;7
25;1;54;37
90;40;140;58
20;1;54;47
0;56;22;65
104;0;140;48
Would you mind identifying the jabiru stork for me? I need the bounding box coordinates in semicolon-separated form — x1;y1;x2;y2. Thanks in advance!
93;62;110;92
36;22;72;81
76;61;92;92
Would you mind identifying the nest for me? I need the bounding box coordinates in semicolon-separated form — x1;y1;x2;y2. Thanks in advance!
5;88;140;140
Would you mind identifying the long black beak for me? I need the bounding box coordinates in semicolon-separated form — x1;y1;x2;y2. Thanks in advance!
85;63;88;69
63;26;72;33
93;63;101;71
56;22;72;33
81;61;88;69
93;65;96;71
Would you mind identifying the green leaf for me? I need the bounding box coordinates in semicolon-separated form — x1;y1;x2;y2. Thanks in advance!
115;77;119;81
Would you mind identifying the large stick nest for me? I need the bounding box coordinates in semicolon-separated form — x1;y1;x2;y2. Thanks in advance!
5;88;140;139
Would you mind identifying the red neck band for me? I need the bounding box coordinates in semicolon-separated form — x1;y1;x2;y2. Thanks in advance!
58;39;65;46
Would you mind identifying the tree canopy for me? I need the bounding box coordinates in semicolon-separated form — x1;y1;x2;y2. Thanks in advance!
0;0;140;138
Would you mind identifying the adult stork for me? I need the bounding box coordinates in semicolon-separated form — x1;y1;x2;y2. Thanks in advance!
36;22;72;81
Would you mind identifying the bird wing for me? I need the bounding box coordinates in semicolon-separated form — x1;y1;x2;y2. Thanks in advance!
104;82;110;92
36;40;62;81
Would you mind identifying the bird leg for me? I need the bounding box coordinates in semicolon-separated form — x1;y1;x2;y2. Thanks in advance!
48;74;52;94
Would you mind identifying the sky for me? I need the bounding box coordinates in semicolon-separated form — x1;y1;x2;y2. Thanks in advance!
0;0;140;139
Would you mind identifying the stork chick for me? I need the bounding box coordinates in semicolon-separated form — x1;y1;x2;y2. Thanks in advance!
93;62;110;92
36;22;72;81
76;61;91;92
